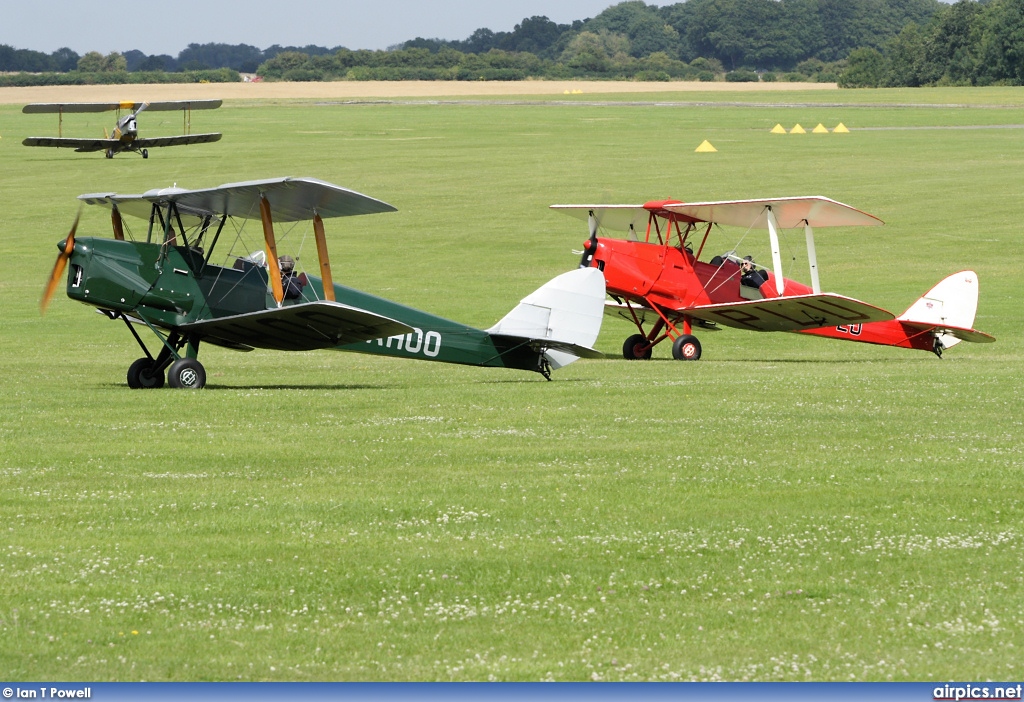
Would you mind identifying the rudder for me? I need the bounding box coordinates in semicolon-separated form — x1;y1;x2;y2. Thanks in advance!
487;268;606;370
897;270;980;350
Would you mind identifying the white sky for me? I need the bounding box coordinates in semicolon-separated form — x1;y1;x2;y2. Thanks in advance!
2;1;621;56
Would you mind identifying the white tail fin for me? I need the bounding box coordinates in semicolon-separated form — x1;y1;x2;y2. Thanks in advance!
897;270;980;350
487;268;606;370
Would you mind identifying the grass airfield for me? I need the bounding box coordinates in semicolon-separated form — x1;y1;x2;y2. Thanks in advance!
0;85;1021;681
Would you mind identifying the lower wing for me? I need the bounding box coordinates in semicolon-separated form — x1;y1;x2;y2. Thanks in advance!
134;133;222;148
179;301;412;351
22;137;119;152
611;293;893;332
685;293;894;332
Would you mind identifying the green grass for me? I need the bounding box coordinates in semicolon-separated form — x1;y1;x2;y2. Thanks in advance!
0;86;1021;681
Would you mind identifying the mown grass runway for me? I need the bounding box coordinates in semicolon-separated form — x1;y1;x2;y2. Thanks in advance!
0;87;1020;681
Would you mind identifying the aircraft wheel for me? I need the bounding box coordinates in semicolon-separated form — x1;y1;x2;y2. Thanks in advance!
105;149;114;159
167;358;206;389
622;333;653;360
672;334;702;361
142;149;149;159
127;357;165;389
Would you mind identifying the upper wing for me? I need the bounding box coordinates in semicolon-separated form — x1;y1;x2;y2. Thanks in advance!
23;136;119;152
134;133;222;148
682;293;895;332
549;204;648;232
79;176;396;224
23;100;222;114
23;103;121;114
179;300;413;351
139;100;222;112
663;197;883;229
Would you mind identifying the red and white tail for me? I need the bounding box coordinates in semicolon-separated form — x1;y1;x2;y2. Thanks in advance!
897;270;985;350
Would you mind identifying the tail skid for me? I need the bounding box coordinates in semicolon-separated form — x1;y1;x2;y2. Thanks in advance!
487;268;606;376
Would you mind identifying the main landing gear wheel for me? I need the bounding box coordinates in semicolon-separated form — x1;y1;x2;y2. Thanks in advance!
622;333;653;360
141;149;149;159
672;334;702;361
127;357;165;389
167;358;206;389
105;149;114;159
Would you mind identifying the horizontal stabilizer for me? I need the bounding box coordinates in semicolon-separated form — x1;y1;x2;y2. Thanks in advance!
900;321;995;344
487;267;606;370
685;293;894;332
180;301;412;351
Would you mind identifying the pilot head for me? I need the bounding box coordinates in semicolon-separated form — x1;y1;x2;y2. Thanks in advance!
279;255;295;274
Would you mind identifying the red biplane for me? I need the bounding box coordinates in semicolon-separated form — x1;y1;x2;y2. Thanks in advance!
552;196;994;360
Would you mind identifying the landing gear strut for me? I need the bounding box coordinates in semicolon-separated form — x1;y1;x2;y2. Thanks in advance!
116;313;207;389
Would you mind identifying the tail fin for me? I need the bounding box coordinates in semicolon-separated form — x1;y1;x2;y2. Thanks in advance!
897;270;980;350
487;267;606;371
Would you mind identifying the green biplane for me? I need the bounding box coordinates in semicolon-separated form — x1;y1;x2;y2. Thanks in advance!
42;177;605;388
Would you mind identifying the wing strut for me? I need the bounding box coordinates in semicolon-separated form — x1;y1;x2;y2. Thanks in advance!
313;212;336;302
259;195;285;307
766;207;785;296
804;220;821;294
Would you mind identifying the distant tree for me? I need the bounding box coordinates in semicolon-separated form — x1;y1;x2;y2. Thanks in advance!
560;30;630;72
883;21;931;86
498;16;565;56
973;0;1024;85
925;0;983;84
178;43;264;72
838;46;886;86
51;47;79;71
76;51;105;72
102;52;127;72
456;28;502;54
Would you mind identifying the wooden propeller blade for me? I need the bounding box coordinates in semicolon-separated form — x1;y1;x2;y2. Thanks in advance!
111;205;124;240
40;208;80;314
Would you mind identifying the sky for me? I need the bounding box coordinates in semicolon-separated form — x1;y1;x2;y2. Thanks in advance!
2;1;621;57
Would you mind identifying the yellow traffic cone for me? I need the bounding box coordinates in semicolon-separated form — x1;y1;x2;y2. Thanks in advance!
771;124;787;134
790;124;806;134
833;122;850;133
695;140;717;152
813;123;829;133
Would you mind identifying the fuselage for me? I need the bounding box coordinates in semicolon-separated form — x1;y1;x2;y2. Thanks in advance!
588;236;934;351
63;236;545;371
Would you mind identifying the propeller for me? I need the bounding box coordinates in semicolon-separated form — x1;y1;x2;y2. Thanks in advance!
40;207;81;314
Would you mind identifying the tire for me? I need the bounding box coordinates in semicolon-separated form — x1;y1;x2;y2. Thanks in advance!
105;149;114;159
671;334;702;361
142;149;149;159
622;333;653;360
127;357;165;389
167;358;206;389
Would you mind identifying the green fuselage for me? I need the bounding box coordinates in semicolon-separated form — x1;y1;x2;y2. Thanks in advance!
65;237;542;373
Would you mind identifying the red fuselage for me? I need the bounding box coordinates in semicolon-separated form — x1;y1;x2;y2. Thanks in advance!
587;237;935;352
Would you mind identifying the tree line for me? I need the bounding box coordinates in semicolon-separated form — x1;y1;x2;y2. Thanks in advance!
5;0;1024;88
